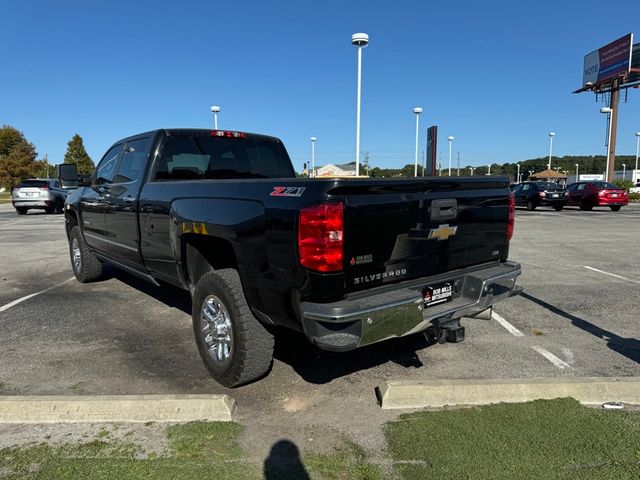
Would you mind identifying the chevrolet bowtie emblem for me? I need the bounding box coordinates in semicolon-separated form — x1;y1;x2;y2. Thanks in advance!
427;224;458;241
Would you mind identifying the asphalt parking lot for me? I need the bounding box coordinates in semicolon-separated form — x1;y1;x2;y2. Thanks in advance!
1;201;639;454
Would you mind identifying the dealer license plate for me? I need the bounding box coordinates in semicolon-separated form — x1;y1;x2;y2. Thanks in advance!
423;282;453;308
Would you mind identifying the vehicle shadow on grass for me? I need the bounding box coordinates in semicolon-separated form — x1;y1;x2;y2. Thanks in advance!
273;327;429;384
521;291;640;365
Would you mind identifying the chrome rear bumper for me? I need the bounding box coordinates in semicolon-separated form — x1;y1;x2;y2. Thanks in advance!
300;261;521;351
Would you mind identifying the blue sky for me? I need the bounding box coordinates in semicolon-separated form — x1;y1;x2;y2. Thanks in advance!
2;0;640;171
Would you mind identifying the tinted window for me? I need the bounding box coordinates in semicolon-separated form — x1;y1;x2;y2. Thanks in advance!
591;182;616;189
155;135;294;181
18;180;49;188
536;182;559;190
522;184;531;191
577;184;586;190
95;144;122;185
115;137;151;183
566;184;577;192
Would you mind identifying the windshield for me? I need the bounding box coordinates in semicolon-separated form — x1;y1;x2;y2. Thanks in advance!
155;135;295;181
591;182;617;189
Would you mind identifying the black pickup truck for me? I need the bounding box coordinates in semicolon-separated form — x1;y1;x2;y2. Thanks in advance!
64;128;521;387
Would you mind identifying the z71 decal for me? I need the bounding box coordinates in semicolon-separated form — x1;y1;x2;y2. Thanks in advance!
270;186;306;197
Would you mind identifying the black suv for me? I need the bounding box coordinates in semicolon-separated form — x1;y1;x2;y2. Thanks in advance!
510;182;566;211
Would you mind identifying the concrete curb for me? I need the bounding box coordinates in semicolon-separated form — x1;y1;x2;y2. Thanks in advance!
0;394;236;423
376;377;640;409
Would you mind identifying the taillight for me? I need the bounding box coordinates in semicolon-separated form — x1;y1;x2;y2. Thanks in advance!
538;191;546;198
298;203;344;272
598;190;605;197
506;193;515;241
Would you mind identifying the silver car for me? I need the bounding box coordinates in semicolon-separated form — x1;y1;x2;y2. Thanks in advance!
11;179;67;215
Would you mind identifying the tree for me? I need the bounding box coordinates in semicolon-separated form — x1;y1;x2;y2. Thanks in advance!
64;134;94;174
0;125;39;189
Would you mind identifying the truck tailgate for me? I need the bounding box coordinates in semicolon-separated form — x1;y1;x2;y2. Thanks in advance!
330;178;512;293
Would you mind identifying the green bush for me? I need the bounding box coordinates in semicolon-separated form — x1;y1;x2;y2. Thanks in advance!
612;178;635;190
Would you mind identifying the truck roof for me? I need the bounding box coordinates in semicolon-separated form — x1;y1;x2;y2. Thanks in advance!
111;129;283;145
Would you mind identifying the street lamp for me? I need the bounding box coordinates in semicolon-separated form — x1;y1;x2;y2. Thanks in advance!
487;164;491;175
210;105;220;129
635;132;640;183
413;107;422;177
600;107;613;181
310;137;317;178
352;32;369;177
547;132;555;170
447;136;454;176
470;167;475;175
516;163;521;183
575;163;579;182
622;163;626;180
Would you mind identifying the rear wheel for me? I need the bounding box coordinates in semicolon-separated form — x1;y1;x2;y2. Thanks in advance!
69;226;103;282
526;200;536;211
579;200;593;211
192;269;274;387
610;205;621;212
53;198;64;214
15;207;27;215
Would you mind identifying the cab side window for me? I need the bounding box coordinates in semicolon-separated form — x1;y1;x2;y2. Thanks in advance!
95;144;122;185
115;137;151;183
577;184;586;191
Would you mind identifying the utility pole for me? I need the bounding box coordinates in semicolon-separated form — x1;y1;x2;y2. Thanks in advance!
363;151;370;176
607;79;621;182
456;152;460;176
45;154;49;179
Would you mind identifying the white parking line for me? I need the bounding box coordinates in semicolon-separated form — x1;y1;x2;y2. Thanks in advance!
531;346;573;370
491;311;524;337
583;266;640;285
0;278;74;313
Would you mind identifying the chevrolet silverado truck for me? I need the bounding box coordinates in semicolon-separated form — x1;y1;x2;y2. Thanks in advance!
64;128;521;387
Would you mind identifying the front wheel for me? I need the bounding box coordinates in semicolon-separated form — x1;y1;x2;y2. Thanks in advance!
526;201;536;211
192;269;274;387
610;205;622;212
580;200;593;211
15;207;27;215
53;199;64;214
69;226;103;282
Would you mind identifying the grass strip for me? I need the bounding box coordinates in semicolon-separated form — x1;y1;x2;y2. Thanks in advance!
385;397;640;480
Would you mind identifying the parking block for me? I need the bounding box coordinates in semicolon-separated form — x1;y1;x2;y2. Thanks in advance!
0;394;236;423
376;377;640;409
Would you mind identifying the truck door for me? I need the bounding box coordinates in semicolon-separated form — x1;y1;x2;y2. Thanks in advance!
102;136;152;267
80;143;122;253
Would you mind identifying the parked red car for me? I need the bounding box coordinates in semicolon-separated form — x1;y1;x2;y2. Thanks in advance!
564;181;628;211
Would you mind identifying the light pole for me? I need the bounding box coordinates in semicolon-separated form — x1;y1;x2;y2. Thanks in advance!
470;167;475;176
352;33;369;177
413;107;422;177
310;137;317;178
600;107;613;181
635;132;640;183
447;136;454;176
547;132;555;170
622;164;626;180
516;163;521;183
210;105;220;129
487;164;491;175
575;163;579;182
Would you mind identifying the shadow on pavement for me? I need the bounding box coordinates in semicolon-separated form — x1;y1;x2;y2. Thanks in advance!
521;292;640;364
263;439;310;480
273;327;429;384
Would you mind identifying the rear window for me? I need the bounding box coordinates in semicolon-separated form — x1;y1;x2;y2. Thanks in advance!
536;182;561;190
17;180;49;188
155;135;295;181
591;182;617;189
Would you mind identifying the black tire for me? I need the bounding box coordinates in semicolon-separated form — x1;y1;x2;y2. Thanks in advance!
45;207;54;214
192;269;274;387
526;200;536;211
15;207;27;215
580;200;593;211
69;226;103;282
53;198;64;214
553;205;563;211
610;205;621;212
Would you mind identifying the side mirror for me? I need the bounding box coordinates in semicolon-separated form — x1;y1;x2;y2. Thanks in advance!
57;163;79;188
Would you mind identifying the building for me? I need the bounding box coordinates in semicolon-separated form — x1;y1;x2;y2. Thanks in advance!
314;163;357;177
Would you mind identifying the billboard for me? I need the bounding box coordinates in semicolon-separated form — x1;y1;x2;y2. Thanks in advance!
583;34;634;86
425;126;437;176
